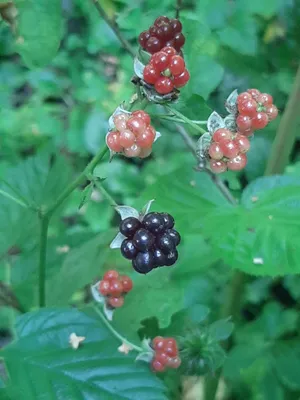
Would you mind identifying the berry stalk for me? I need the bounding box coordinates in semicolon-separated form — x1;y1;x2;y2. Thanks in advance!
265;64;300;175
92;304;143;352
165;104;207;135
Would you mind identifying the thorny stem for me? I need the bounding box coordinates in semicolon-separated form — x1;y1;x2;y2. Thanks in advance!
175;124;237;204
175;0;183;18
93;305;143;352
38;145;109;307
46;146;109;218
92;0;136;58
94;180;118;207
265;64;300;175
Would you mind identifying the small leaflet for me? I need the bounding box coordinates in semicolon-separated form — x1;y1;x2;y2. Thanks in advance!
91;281;105;304
225;89;238;114
103;303;114;321
196;132;212;160
224;114;237;132
115;205;140;220
207;111;225;135
110;232;127;249
134;57;145;79
140;199;155;220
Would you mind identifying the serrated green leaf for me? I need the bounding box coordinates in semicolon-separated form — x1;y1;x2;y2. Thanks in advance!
272;343;300;390
47;232;113;306
14;0;63;68
114;268;184;337
137;165;229;233
0;151;72;209
202;175;300;276
2;308;168;400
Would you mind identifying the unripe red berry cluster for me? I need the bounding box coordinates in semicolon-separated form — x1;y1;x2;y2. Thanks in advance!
236;89;278;136
98;270;133;309
106;110;155;158
209;128;251;173
143;47;190;95
151;336;181;372
139;16;185;54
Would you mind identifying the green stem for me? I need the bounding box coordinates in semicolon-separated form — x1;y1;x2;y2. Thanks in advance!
93;305;143;352
175;0;182;18
0;189;28;208
92;0;136;58
46;146;108;217
204;272;247;399
95;180;118;207
265;64;300;175
154;114;207;125
174;124;237;204
165;104;207;135
38;214;49;307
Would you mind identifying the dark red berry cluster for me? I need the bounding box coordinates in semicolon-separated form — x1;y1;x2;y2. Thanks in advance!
106;110;155;158
151;336;181;372
119;212;181;274
98;270;133;308
143;47;190;95
208;128;250;173
139;16;185;54
236;89;278;136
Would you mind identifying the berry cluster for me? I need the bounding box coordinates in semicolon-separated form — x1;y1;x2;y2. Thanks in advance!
208;128;250;173
98;270;133;309
106;110;155;158
139;16;185;54
119;212;181;274
151;336;181;372
236;89;278;136
143;48;190;95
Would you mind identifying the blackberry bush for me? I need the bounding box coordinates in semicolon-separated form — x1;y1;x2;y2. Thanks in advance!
0;2;298;400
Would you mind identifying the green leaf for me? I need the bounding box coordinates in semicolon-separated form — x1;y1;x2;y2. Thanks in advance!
0;151;72;209
2;308;168;399
14;0;63;68
244;137;272;181
176;94;211;122
47;232;113;306
272;343;300;390
203;175;300;276
259;370;284;400
240;0;283;19
160;304;210;336
223;343;266;381
114;268;184;337
208;318;234;341
217;12;258;56
185;55;224;100
137;165;229;233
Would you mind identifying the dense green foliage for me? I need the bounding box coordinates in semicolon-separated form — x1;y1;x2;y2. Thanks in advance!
0;0;300;399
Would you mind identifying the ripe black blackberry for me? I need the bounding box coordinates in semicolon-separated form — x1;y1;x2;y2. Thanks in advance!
119;213;181;274
138;16;185;54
